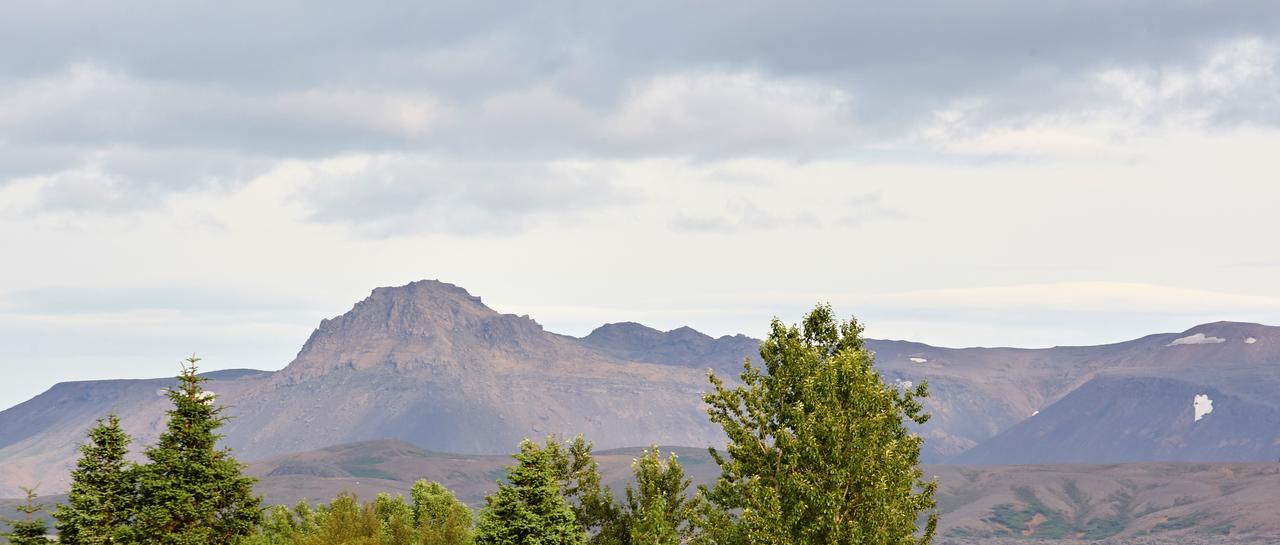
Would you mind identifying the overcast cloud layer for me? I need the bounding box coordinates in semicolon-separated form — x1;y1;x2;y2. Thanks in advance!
3;1;1280;409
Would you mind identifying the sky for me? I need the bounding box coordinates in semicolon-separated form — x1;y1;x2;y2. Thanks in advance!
3;1;1280;409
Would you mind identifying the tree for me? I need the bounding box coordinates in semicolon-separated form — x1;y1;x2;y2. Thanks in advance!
54;413;136;545
475;439;586;545
131;355;263;544
411;480;474;545
246;484;474;545
2;486;51;545
543;435;623;544
700;305;937;545
624;448;699;545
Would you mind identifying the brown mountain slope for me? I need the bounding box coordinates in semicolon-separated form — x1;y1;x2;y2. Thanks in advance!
3;280;1280;497
218;280;721;460
0;281;723;495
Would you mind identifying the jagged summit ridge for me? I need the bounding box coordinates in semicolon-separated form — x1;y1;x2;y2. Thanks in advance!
580;321;760;370
289;280;549;372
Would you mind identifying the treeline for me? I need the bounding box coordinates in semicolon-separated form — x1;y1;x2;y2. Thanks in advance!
4;306;939;545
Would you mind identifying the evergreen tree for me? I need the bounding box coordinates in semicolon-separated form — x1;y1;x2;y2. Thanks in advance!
54;413;135;545
2;487;51;545
475;440;586;545
701;305;938;545
131;355;263;544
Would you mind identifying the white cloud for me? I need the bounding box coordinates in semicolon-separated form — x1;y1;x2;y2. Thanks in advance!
297;153;631;236
607;72;857;156
847;282;1280;315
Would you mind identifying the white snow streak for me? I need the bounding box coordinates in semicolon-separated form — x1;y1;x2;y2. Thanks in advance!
1168;333;1227;346
1194;394;1214;422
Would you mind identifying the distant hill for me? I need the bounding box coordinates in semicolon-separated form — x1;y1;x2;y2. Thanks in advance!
2;280;1280;497
8;438;1278;543
240;439;1280;541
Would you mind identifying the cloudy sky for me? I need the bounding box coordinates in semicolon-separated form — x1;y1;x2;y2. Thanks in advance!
3;1;1280;409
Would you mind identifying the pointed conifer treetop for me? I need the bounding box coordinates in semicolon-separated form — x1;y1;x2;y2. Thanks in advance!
2;486;51;545
53;413;134;545
702;304;938;545
475;439;586;545
131;355;262;545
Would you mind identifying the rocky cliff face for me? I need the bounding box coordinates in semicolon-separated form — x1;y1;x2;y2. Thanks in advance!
219;280;724;460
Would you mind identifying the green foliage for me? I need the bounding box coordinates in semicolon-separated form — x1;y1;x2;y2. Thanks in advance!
411;481;475;545
2;487;52;545
246;484;473;545
624;448;699;545
542;435;624;544
475;439;586;545
53;413;135;545
130;355;263;544
700;304;938;545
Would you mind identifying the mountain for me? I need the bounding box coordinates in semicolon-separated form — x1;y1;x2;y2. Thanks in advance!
579;322;760;371
2;280;1280;497
867;322;1280;464
0;281;723;495
242;439;1280;542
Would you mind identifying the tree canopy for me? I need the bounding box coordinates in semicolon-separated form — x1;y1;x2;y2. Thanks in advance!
700;304;938;545
131;356;263;544
54;413;135;545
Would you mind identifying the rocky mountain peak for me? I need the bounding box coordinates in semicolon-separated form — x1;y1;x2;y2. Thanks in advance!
286;280;548;373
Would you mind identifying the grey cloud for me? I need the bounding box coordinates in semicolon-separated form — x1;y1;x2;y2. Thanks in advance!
299;155;633;236
29;148;275;213
2;1;1279;218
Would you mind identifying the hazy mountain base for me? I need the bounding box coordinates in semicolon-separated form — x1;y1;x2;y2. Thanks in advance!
233;440;1280;541
6;440;1280;541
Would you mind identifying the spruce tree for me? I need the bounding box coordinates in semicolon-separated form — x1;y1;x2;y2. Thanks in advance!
701;305;938;545
54;413;135;545
475;440;586;545
2;487;51;545
131;356;263;544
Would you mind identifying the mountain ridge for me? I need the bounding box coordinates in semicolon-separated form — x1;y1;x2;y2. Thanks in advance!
2;280;1279;497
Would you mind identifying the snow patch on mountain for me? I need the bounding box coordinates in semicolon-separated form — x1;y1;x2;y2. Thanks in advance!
1245;337;1258;344
910;357;928;363
1169;333;1226;346
1194;394;1214;422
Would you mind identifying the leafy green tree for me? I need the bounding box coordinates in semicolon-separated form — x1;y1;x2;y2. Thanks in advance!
131;356;263;544
624;448;699;545
700;305;937;545
543;435;623;544
411;480;474;545
475;440;586;545
2;486;52;545
247;485;473;545
53;413;136;545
